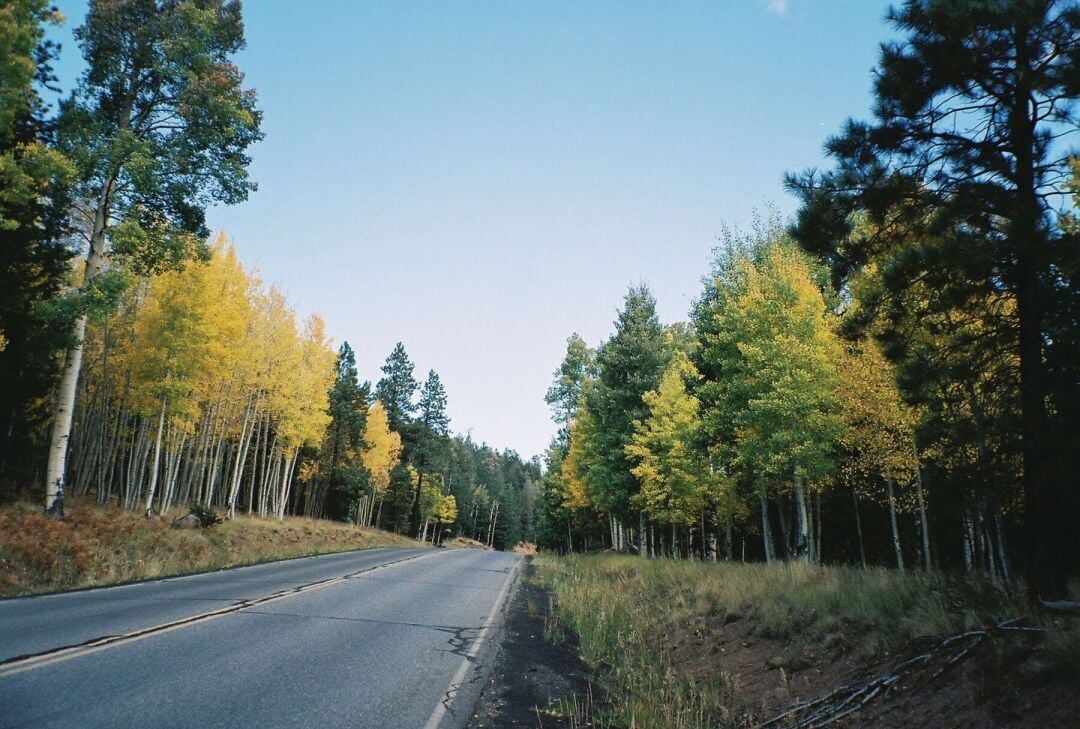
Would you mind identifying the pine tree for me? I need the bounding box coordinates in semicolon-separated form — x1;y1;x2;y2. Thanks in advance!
0;1;75;490
410;370;449;537
786;0;1079;597
375;342;417;434
580;284;669;536
315;342;370;521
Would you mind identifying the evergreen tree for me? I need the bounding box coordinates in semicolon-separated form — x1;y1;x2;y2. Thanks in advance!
318;342;370;521
374;342;417;433
0;1;75;491
409;369;449;536
581;284;669;526
786;0;1079;597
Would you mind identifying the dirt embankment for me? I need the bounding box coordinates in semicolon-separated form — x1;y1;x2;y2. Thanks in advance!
473;557;1079;728
0;497;422;597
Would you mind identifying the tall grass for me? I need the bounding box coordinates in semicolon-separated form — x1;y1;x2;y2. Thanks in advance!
0;498;422;597
535;555;1031;729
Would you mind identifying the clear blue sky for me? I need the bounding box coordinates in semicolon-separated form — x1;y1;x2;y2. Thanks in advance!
49;0;896;460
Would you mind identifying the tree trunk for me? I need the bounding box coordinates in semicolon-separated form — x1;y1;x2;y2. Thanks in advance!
794;476;812;563
758;477;775;565
886;478;904;571
44;187;114;517
853;490;867;569
143;396;168;517
912;439;931;572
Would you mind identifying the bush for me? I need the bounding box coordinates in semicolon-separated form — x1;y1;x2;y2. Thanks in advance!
188;503;223;528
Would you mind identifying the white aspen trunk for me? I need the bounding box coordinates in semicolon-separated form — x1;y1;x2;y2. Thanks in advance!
227;397;257;519
853;490;867;569
758;477;775;565
161;433;186;515
143;396;168;517
277;448;299;519
912;439;931;572
962;512;974;573
814;491;823;564
638;512;646;558
984;509;997;578
126;417;151;511
886;478;904;571
794;476;811;563
994;513;1011;584
421;517;430;543
44;189;114;517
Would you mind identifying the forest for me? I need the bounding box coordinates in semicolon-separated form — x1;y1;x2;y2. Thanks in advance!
2;1;1078;603
0;0;540;551
535;1;1080;604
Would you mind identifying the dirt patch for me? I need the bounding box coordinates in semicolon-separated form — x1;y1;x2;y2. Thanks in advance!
664;612;1080;727
469;560;608;728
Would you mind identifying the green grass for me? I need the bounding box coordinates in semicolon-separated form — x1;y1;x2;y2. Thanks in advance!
534;554;1061;729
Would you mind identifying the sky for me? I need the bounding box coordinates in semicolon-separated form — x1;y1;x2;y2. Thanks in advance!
47;0;897;461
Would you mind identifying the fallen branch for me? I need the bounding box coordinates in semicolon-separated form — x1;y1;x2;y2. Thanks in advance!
752;618;1050;729
1041;599;1080;615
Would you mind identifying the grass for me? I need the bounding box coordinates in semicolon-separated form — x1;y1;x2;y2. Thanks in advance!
534;554;1075;729
0;496;423;597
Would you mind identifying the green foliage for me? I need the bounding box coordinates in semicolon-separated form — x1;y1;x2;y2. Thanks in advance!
375;342;418;433
58;0;263;280
319;342;371;521
786;0;1080;594
188;503;222;528
0;0;76;489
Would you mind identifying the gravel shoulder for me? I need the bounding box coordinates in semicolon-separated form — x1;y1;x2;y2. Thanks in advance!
468;558;609;728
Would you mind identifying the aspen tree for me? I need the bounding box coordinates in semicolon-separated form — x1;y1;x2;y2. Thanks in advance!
46;0;261;516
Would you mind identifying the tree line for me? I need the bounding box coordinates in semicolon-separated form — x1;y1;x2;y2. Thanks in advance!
537;0;1079;603
0;0;541;547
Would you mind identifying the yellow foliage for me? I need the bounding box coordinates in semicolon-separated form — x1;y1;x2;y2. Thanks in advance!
361;402;403;497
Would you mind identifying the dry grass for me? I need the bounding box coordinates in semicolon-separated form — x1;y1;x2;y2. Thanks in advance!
0;497;422;597
533;555;1071;729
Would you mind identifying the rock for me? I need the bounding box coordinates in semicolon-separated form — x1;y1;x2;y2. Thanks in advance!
765;655;787;670
171;513;201;529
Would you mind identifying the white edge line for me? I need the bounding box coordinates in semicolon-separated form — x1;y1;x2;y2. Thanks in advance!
422;555;522;729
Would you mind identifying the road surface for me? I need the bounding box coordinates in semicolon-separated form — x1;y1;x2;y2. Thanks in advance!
0;547;521;728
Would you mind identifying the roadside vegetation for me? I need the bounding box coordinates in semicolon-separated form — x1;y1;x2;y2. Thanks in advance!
0;497;422;598
535;554;1080;729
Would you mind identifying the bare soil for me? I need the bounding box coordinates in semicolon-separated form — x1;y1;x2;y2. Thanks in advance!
469;560;609;728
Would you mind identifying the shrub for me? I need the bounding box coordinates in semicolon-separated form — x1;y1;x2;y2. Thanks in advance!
188;503;223;528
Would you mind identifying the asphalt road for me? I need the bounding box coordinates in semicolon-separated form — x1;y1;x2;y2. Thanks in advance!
0;547;521;728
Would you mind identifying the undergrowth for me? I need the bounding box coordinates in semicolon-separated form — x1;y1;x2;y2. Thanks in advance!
534;554;1057;729
0;497;422;597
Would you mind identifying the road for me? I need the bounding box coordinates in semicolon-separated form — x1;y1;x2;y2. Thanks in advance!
0;547;521;728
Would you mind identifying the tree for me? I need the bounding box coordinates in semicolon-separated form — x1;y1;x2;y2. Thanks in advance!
579;284;669;547
626;352;727;534
375;342;418;434
786;0;1079;596
409;369;449;537
311;342;370;521
0;1;75;491
544;333;595;442
359;401;402;527
44;0;262;516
